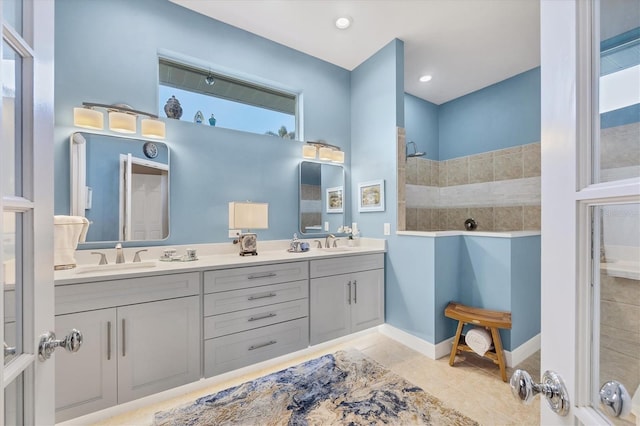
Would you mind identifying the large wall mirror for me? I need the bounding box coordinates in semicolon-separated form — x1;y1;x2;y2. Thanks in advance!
70;132;170;243
299;161;346;235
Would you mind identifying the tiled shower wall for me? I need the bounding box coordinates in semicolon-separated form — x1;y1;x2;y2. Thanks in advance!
401;141;542;232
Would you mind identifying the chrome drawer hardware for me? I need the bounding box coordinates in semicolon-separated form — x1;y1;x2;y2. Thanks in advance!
248;272;277;280
347;281;352;304
353;280;357;303
248;340;277;351
122;319;126;357
4;342;16;357
510;369;569;416
248;313;277;322
107;321;112;360
600;381;631;418
38;329;83;362
248;293;277;301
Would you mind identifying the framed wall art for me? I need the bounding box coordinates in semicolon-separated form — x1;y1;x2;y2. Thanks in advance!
358;180;385;212
326;186;344;213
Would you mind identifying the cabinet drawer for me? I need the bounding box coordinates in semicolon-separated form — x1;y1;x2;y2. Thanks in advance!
204;261;308;293
55;272;200;315
204;280;308;316
204;299;308;339
310;253;384;278
204;318;309;377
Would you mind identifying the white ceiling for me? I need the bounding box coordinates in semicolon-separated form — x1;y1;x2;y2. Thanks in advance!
171;0;541;105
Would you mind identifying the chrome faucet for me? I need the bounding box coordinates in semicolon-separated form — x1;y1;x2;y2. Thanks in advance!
325;234;335;248
115;243;125;264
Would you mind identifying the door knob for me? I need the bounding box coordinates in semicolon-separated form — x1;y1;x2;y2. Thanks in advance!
510;369;570;416
600;381;631;418
4;342;16;357
38;329;83;361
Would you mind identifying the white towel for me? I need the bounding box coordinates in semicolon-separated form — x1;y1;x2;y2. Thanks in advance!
465;327;493;356
54;215;90;269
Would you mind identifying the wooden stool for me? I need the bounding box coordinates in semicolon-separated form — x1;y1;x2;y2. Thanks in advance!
444;302;512;382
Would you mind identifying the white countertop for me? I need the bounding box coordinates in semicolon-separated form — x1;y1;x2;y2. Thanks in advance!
54;238;387;286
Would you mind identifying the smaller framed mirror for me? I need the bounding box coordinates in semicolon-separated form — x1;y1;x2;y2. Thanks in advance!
70;132;170;243
299;161;346;235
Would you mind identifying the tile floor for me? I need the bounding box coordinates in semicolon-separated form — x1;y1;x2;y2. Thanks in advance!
89;333;540;425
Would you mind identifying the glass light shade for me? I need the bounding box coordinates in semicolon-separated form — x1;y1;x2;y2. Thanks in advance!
141;118;166;139
109;111;136;134
318;147;333;161
73;107;104;130
228;202;269;229
330;150;345;163
302;144;317;159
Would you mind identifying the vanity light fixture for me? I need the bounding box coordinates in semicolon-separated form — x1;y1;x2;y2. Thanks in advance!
419;75;433;82
301;141;345;164
335;16;352;29
73;102;166;139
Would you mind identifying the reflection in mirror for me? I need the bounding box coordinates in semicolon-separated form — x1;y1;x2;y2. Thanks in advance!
70;132;170;243
299;161;345;235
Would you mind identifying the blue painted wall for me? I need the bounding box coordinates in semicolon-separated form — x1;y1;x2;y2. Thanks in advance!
437;67;541;160
510;236;541;348
350;39;403;238
54;0;350;248
404;94;439;160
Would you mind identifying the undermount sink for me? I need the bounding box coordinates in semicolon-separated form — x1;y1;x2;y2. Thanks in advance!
319;246;353;253
74;261;157;274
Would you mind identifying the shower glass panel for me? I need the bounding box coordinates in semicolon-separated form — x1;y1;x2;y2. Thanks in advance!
595;1;640;183
593;203;639;425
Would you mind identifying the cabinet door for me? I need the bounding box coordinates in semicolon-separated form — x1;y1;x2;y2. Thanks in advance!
117;296;200;403
310;274;350;345
351;269;384;333
55;309;117;423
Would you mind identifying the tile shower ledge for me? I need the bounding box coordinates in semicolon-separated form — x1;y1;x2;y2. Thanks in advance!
397;230;541;238
54;238;387;286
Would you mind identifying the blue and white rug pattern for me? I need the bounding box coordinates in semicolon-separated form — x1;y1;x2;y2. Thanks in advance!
153;350;478;425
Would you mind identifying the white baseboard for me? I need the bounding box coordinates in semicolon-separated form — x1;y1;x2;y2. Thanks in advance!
380;324;541;368
504;333;540;367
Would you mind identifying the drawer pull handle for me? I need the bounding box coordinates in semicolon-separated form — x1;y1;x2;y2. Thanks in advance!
248;313;277;322
122;319;126;357
248;340;277;351
248;293;277;301
248;272;277;280
107;321;112;361
353;280;357;304
347;281;352;305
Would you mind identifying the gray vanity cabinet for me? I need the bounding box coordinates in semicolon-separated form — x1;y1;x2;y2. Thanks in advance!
203;261;309;377
55;308;117;422
54;273;200;423
309;254;384;345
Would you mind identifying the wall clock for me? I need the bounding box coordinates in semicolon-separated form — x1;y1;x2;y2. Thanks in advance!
143;141;158;159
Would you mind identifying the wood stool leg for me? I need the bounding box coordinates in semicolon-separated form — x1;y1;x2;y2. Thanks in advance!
449;321;465;366
489;327;507;382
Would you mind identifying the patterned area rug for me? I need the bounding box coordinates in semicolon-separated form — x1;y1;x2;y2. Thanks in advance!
153;350;478;425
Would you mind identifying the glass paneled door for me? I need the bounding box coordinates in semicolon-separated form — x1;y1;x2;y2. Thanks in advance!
1;0;56;424
535;0;640;425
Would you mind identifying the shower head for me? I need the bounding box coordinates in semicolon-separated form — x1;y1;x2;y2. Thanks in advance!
406;141;426;158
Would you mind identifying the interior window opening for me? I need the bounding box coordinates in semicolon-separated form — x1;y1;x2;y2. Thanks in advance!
158;58;298;139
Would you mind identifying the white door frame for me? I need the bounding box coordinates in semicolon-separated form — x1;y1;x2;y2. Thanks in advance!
1;0;56;424
541;0;640;424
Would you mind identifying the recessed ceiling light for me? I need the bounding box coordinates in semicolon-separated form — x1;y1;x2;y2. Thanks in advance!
335;16;352;30
419;75;433;83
